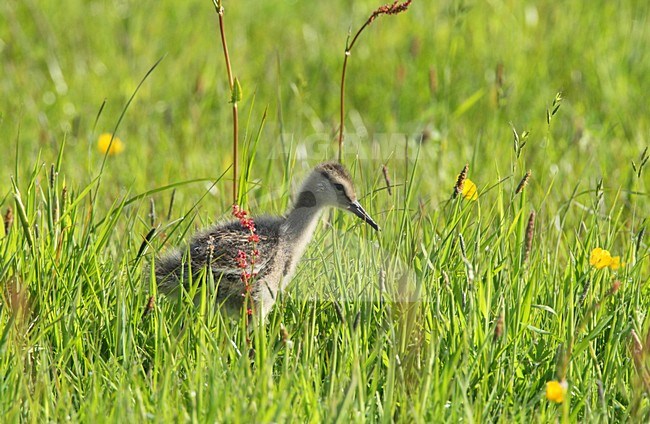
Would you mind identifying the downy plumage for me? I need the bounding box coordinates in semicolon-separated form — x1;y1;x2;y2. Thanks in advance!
154;162;379;318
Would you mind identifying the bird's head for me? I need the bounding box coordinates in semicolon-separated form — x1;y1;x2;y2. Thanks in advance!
296;162;380;231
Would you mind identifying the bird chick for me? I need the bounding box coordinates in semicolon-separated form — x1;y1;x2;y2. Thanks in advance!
154;162;379;318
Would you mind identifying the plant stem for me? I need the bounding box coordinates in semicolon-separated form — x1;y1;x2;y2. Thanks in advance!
338;20;372;163
213;0;238;204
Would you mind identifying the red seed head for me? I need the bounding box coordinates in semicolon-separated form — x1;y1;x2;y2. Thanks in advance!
369;0;412;23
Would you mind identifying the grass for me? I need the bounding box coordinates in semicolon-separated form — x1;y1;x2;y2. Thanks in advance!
1;0;650;421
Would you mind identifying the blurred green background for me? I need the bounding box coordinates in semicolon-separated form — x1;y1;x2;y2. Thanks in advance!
2;1;650;421
2;0;648;214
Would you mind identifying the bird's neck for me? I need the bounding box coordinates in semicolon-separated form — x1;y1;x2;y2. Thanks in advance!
283;190;324;250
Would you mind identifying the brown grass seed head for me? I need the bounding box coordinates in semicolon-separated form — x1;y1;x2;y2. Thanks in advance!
382;164;392;195
453;164;469;198
369;0;413;23
523;211;536;262
515;170;532;194
3;207;14;235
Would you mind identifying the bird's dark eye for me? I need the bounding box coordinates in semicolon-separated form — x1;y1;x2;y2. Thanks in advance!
333;183;344;191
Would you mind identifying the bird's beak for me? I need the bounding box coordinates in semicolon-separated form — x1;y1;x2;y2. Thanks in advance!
347;201;380;231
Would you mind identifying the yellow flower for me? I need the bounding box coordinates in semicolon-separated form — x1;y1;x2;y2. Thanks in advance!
97;133;125;155
589;247;611;269
546;380;567;403
462;178;478;201
589;247;622;270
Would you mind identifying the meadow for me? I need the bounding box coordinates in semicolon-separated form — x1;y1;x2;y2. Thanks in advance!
1;0;650;421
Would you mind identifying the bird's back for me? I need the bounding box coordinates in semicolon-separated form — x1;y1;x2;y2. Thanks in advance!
154;215;285;308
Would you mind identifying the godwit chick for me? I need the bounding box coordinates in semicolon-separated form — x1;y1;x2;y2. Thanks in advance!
154;162;379;318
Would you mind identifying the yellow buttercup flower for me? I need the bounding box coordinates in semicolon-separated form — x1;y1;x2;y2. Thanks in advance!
546;380;567;403
608;256;621;270
97;133;125;155
589;248;611;269
589;247;622;270
462;178;478;201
